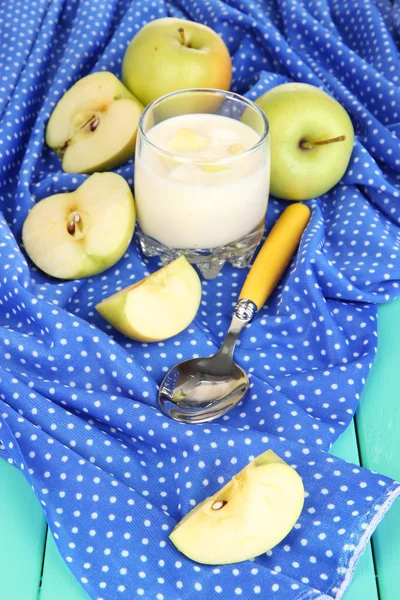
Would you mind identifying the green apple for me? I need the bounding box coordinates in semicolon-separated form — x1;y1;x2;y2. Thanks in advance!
96;256;202;342
22;173;135;279
46;71;143;174
252;83;354;200
122;18;232;106
169;450;304;565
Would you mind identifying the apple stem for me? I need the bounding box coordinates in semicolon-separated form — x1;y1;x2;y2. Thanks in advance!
178;27;190;47
300;135;346;150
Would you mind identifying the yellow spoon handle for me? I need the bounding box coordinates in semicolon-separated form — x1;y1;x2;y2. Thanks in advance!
239;203;311;310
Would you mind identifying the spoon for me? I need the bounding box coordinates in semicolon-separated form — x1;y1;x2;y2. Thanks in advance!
158;203;311;424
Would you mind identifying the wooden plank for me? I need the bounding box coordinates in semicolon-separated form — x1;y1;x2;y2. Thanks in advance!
331;422;379;600
39;530;90;600
355;298;400;600
0;459;47;600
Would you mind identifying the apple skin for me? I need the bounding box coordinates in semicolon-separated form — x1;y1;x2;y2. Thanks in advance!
95;256;202;342
122;18;232;106
46;71;143;174
22;173;136;280
254;83;354;200
169;450;304;565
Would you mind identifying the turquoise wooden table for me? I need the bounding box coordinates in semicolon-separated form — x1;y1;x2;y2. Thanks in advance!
1;299;399;600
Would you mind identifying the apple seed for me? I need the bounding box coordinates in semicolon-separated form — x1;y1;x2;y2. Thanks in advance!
90;117;100;132
67;220;76;235
67;213;82;236
77;114;99;133
211;500;227;511
60;140;70;153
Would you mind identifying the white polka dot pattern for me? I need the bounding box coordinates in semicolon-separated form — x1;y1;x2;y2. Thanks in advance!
0;1;400;599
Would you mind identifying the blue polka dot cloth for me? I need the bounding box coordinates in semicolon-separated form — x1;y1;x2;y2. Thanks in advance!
1;0;400;598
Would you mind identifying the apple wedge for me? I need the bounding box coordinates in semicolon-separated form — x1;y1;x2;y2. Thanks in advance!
46;71;143;174
169;128;210;151
169;450;304;565
162;129;244;172
96;256;202;342
22;173;135;280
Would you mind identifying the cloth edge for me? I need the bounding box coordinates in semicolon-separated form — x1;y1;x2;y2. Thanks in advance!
335;481;400;599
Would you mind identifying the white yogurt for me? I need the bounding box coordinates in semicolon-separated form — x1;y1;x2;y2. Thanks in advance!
135;113;270;249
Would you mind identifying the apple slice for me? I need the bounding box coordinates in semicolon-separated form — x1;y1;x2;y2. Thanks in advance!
169;128;210;151
46;71;143;174
161;128;211;170
228;143;245;155
169;450;304;565
96;256;202;342
22;173;135;280
201;144;246;172
165;132;244;173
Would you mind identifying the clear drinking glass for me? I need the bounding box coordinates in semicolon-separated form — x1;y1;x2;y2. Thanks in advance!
134;89;270;279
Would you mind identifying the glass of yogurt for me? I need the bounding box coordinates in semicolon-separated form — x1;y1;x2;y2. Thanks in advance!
134;89;270;278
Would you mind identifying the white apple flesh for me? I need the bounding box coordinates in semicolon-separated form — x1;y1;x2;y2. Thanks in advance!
46;71;143;174
253;83;354;200
169;450;304;565
122;18;232;106
95;256;202;342
22;173;136;280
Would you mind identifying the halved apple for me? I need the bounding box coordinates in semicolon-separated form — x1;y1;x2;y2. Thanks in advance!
169;450;304;565
22;173;135;279
95;256;202;342
46;71;143;173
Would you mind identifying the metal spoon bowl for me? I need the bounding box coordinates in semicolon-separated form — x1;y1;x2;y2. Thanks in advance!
158;204;311;424
158;299;256;423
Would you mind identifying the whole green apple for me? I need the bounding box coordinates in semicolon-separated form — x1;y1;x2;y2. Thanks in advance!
253;83;354;200
122;18;232;106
